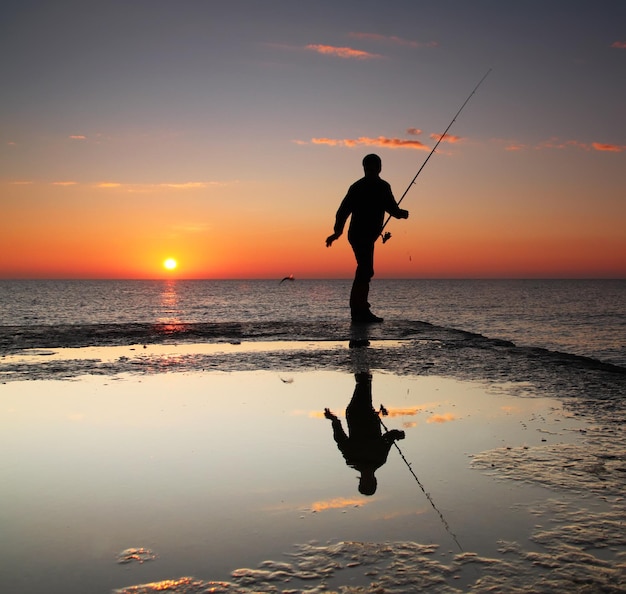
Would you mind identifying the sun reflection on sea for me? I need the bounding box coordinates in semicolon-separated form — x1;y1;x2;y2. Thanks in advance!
157;279;182;326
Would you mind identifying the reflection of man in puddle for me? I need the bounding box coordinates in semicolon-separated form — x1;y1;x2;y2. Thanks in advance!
324;372;405;495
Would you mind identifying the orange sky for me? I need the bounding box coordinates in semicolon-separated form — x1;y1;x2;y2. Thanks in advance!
1;2;624;279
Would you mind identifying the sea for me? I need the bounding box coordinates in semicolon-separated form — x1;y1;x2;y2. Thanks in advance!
0;278;624;368
2;278;625;594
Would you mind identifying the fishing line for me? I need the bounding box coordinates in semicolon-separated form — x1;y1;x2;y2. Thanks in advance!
380;68;492;244
379;407;464;552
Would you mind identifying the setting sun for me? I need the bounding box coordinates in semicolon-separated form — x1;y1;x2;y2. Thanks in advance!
164;258;178;271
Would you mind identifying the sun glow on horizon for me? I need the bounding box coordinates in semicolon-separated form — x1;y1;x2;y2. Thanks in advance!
163;258;178;271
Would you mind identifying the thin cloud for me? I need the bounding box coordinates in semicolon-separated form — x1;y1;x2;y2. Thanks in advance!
537;137;588;150
161;182;212;189
429;133;463;144
305;44;382;60
406;128;423;136
349;32;438;48
311;497;367;512
385;406;422;418
426;413;457;424
611;41;626;49
535;137;625;152
69;135;87;140
311;136;430;150
379;509;429;521
153;181;228;189
501;405;522;414
592;142;625;152
490;138;528;151
6;180;231;189
505;143;527;151
94;181;228;191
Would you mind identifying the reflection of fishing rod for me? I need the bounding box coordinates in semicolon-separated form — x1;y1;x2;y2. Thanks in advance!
380;69;492;244
379;405;464;552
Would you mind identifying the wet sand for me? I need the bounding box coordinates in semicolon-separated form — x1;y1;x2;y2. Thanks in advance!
1;336;625;593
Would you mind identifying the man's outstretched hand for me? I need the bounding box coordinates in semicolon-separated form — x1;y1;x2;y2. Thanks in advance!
326;233;340;247
324;408;338;421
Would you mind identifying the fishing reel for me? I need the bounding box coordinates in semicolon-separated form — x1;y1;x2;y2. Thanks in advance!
381;231;392;244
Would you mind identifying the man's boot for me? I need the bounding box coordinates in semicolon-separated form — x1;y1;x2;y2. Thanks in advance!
350;281;383;323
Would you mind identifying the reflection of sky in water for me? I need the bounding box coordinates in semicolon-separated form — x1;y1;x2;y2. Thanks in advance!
0;370;594;593
2;340;406;370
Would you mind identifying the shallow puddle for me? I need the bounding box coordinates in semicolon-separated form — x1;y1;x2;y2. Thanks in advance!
2;361;621;593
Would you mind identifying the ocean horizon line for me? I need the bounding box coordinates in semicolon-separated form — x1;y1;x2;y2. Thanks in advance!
0;276;624;282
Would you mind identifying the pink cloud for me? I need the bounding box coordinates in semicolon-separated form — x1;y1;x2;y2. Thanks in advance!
611;41;626;49
94;181;223;191
311;497;367;512
69;135;86;140
490;138;528;151
406;128;423;136
564;139;589;150
426;413;456;424
592;142;625;152
312;136;430;150
429;133;463;144
161;182;211;189
385;406;421;418
536;137;589;150
305;44;381;59
349;32;438;48
310;137;343;147
535;137;625;152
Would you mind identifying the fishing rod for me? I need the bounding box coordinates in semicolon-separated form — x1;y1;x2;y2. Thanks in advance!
379;405;464;552
380;68;492;244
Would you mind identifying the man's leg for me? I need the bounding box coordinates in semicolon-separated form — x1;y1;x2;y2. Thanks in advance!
346;373;382;440
349;280;369;315
350;241;382;323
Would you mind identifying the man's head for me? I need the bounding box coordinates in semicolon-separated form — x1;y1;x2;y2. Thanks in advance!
362;153;382;176
358;468;378;496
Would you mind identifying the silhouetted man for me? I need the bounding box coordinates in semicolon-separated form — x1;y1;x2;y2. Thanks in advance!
324;372;405;495
326;154;408;323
